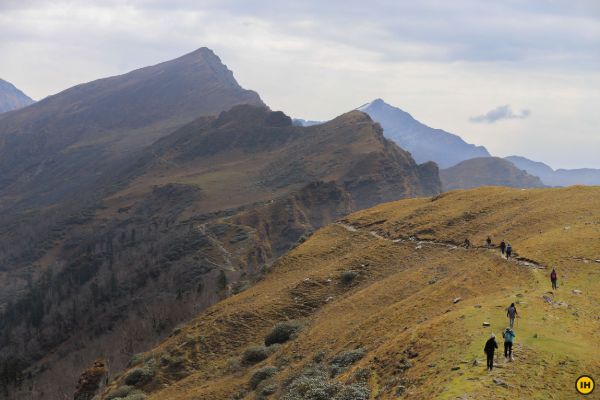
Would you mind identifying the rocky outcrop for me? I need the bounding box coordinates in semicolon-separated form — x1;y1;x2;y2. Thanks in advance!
73;360;107;400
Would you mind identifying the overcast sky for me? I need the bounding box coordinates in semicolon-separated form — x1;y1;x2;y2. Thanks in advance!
1;0;599;168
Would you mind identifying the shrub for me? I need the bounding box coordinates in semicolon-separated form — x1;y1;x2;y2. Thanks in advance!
242;345;270;364
258;382;278;396
313;351;326;364
124;363;155;386
340;271;358;285
265;321;303;346
122;394;147;400
159;354;185;367
128;353;146;367
282;366;341;400
330;348;365;377
106;386;147;400
352;368;371;383
281;364;370;400
250;366;278;389
106;386;135;399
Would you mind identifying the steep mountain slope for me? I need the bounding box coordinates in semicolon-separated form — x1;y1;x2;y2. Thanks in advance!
102;186;600;400
2;106;440;399
506;155;600;186
0;79;34;113
358;99;490;168
441;157;545;190
0;47;265;334
0;47;264;211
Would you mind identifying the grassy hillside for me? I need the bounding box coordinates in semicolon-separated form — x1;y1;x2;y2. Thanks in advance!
102;186;600;399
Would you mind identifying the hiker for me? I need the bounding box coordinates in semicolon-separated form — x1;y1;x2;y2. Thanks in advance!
502;327;516;361
506;243;513;260
484;333;498;371
464;238;471;249
500;240;506;255
486;236;492;248
507;303;518;328
550;268;558;290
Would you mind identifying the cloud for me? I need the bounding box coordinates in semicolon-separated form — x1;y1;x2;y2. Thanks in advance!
470;105;531;124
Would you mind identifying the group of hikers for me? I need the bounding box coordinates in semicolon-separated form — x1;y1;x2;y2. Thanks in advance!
465;236;513;260
476;236;560;371
483;303;518;371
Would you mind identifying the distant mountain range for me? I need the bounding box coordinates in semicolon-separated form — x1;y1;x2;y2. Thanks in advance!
295;100;573;190
505;156;600;187
441;157;545;191
0;78;34;113
358;99;490;168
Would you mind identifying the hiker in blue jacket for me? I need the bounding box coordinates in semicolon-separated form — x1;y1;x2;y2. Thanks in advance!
502;327;516;361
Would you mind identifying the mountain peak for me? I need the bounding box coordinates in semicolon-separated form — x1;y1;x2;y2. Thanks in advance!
357;98;389;111
358;99;490;168
0;78;35;113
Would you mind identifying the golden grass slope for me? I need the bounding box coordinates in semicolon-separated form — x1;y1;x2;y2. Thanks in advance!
102;186;600;399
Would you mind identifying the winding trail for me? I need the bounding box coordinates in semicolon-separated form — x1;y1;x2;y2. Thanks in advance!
335;222;545;270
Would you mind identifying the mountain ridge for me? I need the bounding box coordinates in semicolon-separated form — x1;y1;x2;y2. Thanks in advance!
506;155;600;186
1;101;441;399
0;79;34;113
358;99;490;168
441;157;546;190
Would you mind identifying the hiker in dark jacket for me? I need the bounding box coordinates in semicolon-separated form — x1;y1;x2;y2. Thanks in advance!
500;240;506;255
464;238;471;249
484;334;498;371
506;243;513;259
550;268;558;290
486;236;492;248
502;327;516;361
507;303;518;328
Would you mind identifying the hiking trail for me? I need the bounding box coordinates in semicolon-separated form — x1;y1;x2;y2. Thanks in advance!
336;222;545;270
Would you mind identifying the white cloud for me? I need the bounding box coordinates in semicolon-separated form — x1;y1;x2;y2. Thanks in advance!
470;105;531;124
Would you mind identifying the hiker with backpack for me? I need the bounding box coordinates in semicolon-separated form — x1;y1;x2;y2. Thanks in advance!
502;327;516;361
500;240;506;256
486;236;492;248
507;303;518;328
464;238;471;249
484;333;498;371
550;268;558;290
506;243;513;260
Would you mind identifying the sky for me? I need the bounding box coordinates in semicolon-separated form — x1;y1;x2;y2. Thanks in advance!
1;0;599;169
